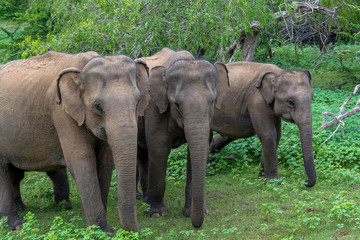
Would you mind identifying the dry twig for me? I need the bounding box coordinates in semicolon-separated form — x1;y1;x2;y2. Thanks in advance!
321;85;360;142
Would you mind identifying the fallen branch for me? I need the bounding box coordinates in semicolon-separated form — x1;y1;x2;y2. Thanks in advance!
321;84;360;129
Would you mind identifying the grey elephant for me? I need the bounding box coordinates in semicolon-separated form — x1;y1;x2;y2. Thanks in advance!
210;61;316;187
136;48;229;228
0;51;149;232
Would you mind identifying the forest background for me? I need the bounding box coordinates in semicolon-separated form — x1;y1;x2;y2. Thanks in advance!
0;0;360;239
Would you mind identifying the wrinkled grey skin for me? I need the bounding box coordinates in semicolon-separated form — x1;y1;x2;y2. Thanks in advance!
210;61;316;187
137;48;229;228
0;51;149;232
13;168;71;211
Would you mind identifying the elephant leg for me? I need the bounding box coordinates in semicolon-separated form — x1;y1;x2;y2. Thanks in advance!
252;114;280;180
0;163;23;230
95;142;114;211
182;147;209;217
9;165;27;211
137;146;149;202
58;131;111;232
259;120;281;178
146;142;171;217
209;135;234;153
46;168;72;209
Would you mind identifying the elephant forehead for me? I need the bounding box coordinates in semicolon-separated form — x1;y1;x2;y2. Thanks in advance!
82;61;136;86
277;72;310;89
166;60;217;84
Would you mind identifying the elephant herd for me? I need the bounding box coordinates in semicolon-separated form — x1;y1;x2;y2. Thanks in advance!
0;47;316;232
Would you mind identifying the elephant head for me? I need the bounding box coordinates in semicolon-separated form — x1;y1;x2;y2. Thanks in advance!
56;55;149;231
149;59;229;227
256;70;316;187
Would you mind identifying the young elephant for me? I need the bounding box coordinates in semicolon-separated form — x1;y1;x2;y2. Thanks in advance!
0;51;149;232
210;61;316;187
137;48;229;228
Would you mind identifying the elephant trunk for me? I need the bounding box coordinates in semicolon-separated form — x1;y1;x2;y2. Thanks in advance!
184;117;209;228
106;120;138;232
297;117;316;188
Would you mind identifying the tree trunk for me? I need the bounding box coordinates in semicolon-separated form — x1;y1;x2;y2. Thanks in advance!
241;21;260;62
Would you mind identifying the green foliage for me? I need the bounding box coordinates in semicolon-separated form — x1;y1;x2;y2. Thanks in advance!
1;0;274;62
322;0;360;42
0;0;28;20
0;213;138;239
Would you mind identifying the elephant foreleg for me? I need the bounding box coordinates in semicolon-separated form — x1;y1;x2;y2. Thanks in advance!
146;140;171;217
0;163;23;230
9;165;26;211
46;168;72;209
95;142;114;211
137;146;149;202
251;113;280;180
259;120;281;178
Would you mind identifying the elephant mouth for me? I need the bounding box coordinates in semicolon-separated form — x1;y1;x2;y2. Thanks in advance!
98;127;107;140
282;117;295;124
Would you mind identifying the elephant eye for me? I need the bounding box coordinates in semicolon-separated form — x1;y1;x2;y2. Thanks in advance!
174;102;180;109
287;99;295;107
93;102;104;115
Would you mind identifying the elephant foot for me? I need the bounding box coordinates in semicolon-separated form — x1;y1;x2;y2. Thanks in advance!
146;204;169;217
182;206;209;217
8;216;23;231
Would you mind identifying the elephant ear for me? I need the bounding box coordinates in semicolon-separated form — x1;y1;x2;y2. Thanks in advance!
303;70;312;86
214;62;230;109
256;72;276;105
149;66;168;114
135;60;150;117
56;68;85;126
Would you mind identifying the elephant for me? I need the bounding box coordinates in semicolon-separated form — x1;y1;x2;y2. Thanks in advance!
0;51;149;232
136;48;229;228
209;61;316;187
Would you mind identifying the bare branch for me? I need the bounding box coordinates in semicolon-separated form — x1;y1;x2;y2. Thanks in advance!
275;2;335;22
321;85;360;130
296;2;335;16
340;1;360;11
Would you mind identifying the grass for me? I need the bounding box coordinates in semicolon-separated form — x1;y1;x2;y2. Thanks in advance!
2;165;360;239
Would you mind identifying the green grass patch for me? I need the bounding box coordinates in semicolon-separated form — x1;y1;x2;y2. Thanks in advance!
1;168;360;239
